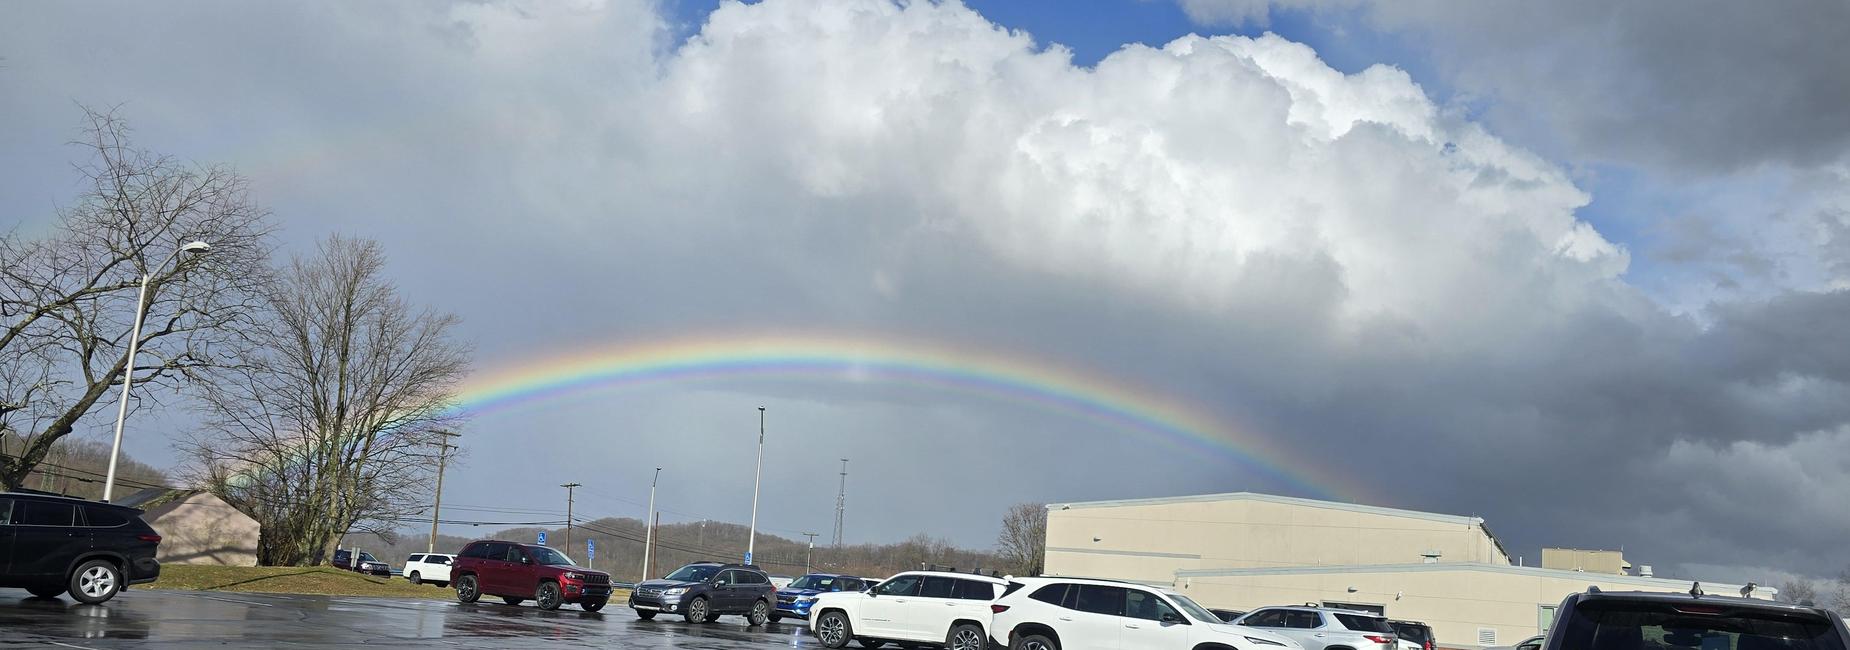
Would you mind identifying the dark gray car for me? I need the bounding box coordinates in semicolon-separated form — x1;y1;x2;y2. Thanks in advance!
628;561;777;625
1545;587;1849;650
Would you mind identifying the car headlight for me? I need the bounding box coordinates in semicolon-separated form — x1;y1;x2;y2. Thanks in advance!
797;596;818;603
1246;637;1288;647
663;587;688;596
563;572;586;580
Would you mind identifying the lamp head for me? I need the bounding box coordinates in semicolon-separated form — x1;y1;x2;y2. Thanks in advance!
179;240;211;253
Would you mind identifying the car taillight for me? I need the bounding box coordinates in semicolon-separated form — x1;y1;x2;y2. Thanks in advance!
991;604;1011;614
1425;641;1435;650
137;534;162;543
1365;635;1395;644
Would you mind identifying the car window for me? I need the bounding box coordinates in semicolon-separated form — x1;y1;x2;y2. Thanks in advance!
1125;589;1181;622
1394;624;1432;643
407;554;423;563
81;505;129;527
1245;610;1289;627
1337;614;1395;633
16;500;75;526
1557;600;1847;650
920;576;957;598
432;555;452;565
1516;641;1540;650
1286;611;1323;629
953;579;997;600
0;498;10;525
502;545;525;563
715;570;737;586
876;574;922;596
1074;585;1127;617
1029;584;1069;606
745;571;771;585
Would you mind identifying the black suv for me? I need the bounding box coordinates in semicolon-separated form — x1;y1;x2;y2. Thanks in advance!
629;561;777;625
0;492;162;604
1545;586;1850;650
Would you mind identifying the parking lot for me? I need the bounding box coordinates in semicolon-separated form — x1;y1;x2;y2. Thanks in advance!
0;588;827;649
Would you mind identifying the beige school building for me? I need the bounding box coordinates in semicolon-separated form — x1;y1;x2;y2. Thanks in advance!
1043;493;1772;648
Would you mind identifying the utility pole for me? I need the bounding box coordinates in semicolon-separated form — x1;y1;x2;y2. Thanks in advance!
650;512;661;578
428;431;462;553
832;458;848;548
560;482;581;551
802;532;819;573
641;467;661;582
747;406;765;564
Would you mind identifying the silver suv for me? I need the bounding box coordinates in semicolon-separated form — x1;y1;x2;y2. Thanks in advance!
1234;606;1399;650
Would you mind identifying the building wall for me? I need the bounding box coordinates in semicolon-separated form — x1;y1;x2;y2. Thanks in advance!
1175;564;1770;648
1540;548;1628;575
141;492;260;567
1045;494;1507;582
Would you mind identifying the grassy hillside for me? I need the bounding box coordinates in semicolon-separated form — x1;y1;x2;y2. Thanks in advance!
144;565;457;599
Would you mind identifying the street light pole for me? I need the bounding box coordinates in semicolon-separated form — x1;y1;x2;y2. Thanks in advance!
641;467;661;582
428;431;462;553
560;483;581;551
802;532;819;573
747;406;765;564
103;240;209;503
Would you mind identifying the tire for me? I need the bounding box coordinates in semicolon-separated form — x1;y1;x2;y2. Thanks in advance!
858;640;887;650
683;596;709;623
582;600;605;612
747;599;770;626
502;596;525;606
409;571;423;585
769;612;783;624
816;610;854;648
68;560;122;605
637;610;657;620
456;575;480;603
536;582;563;611
1013;634;1059;650
947;623;985;650
26;585;65;599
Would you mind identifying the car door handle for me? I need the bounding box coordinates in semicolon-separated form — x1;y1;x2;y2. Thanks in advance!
1058;617;1074;622
1126;624;1142;629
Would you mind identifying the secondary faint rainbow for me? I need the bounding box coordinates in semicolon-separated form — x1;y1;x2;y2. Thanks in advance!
452;332;1364;502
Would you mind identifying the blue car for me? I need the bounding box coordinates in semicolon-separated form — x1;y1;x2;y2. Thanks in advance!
770;573;870;622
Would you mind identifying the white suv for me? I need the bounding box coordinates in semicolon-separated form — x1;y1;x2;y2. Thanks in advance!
810;571;1010;650
989;576;1302;650
1233;606;1398;650
402;553;455;588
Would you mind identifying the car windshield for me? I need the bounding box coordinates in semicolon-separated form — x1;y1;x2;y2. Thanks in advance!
529;547;575;566
789;575;838;590
358;552;378;562
665;565;719;582
1558;600;1847;650
1394;624;1431;643
1169;593;1226;625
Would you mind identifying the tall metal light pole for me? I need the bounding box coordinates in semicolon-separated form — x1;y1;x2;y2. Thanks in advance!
802;532;819;573
103;240;210;503
560;483;581;551
427;430;462;553
640;467;661;582
747;406;765;564
832;458;848;548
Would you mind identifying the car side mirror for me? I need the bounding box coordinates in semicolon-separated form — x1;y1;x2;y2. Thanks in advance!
1162;612;1185;624
521;557;533;565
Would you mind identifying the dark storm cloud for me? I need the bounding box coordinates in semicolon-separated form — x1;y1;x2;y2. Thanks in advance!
1179;0;1850;173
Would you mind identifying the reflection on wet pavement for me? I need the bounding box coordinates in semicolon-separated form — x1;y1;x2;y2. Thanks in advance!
0;589;823;648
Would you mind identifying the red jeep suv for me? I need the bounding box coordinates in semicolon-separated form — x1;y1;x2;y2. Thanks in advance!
451;540;613;611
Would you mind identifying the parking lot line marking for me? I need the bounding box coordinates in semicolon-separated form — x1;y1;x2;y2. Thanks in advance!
47;642;98;650
189;594;275;607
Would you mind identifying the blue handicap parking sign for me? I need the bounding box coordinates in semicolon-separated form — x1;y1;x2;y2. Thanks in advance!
587;539;596;559
537;531;548;546
743;551;752;565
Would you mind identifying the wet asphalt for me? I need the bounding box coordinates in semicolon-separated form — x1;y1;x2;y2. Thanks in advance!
0;588;829;648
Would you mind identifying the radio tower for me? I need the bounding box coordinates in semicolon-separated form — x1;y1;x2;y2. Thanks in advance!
832;458;848;547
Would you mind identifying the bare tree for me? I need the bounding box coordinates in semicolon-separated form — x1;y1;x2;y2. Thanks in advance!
996;502;1047;577
1831;568;1850;612
184;235;469;566
1;108;272;489
1778;579;1818;605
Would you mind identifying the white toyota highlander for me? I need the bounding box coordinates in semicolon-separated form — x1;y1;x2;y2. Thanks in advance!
810;570;1011;650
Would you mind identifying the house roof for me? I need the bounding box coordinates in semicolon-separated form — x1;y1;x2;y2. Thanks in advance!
1047;492;1486;528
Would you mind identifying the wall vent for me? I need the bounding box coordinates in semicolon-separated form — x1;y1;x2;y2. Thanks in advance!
1478;628;1498;646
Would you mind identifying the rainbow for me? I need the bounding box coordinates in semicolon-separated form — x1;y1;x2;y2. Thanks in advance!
451;332;1362;501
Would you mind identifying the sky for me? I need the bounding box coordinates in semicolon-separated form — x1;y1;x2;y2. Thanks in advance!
2;0;1848;586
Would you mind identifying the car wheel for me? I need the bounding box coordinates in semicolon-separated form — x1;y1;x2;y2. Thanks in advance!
747;599;770;626
409;571;422;585
582;600;605;612
502;596;525;606
26;585;65;599
434;581;448;588
683;596;709;623
536;582;563;611
456;575;481;603
1013;634;1059;650
947;623;985;650
815;611;853;648
768;612;783;624
636;610;657;620
68;560;122;605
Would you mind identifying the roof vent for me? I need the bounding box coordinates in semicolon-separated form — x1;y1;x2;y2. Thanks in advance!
1639;565;1654;578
